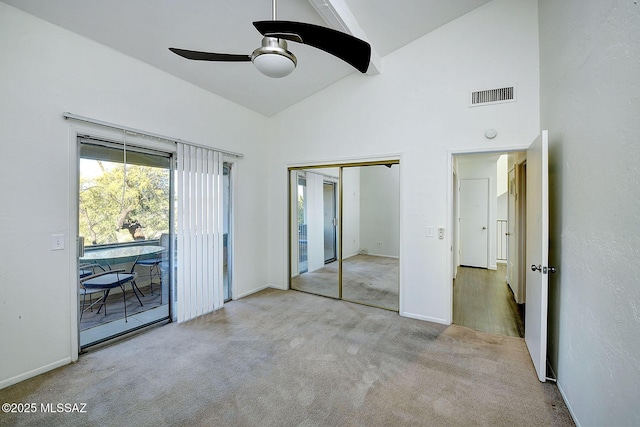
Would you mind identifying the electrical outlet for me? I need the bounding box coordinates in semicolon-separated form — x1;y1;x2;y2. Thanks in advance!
51;234;65;250
438;228;445;239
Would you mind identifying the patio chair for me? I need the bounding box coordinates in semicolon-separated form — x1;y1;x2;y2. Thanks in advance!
131;234;169;303
80;267;142;323
79;264;107;320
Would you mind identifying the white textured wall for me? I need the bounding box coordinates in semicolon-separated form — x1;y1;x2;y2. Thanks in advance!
0;3;269;388
359;165;400;257
268;0;540;323
539;0;640;425
497;154;508;197
342;167;361;259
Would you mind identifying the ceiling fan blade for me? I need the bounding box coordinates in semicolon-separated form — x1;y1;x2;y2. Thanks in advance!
253;21;371;73
169;48;251;62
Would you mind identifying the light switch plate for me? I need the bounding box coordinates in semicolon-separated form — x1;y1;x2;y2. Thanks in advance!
51;234;65;250
426;226;434;237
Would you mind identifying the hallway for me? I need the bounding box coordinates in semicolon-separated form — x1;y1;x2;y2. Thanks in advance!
453;265;524;337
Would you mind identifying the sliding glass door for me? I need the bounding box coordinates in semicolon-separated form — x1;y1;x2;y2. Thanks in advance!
323;182;337;264
289;162;399;311
296;172;308;274
78;137;172;348
223;163;232;302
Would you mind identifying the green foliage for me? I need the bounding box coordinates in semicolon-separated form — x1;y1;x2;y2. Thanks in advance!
298;195;304;224
79;162;169;245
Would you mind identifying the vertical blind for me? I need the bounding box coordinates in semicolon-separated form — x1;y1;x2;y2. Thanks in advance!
176;143;224;322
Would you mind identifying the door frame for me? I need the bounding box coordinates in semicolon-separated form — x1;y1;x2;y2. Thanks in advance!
507;167;517;297
446;145;529;325
67;120;176;358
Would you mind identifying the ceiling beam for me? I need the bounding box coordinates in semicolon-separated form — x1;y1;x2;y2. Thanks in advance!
308;0;381;75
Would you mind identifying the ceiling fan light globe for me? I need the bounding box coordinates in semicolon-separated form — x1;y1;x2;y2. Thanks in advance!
252;53;296;78
251;37;297;78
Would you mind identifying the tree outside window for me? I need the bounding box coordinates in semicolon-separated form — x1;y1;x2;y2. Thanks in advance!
79;159;170;246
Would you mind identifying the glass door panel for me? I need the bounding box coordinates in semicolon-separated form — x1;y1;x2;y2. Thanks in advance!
323;182;337;263
223;163;232;302
78;138;172;348
297;172;308;274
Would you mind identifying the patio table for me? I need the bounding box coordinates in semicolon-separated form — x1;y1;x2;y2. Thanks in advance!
80;245;164;267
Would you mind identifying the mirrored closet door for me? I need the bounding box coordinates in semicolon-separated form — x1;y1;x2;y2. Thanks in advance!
290;168;340;299
289;162;399;311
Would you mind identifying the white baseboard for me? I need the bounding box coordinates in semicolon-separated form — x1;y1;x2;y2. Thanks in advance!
0;357;72;390
556;380;581;427
362;253;399;259
400;311;449;325
234;285;272;300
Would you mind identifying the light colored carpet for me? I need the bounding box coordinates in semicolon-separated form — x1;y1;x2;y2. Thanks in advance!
292;254;399;311
0;289;573;426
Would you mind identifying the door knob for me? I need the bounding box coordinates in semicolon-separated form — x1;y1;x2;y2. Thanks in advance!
531;265;557;274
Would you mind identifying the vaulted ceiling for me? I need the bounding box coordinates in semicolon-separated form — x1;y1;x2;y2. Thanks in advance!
2;0;491;116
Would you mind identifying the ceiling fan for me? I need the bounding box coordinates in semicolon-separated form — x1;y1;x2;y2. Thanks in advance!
169;0;371;78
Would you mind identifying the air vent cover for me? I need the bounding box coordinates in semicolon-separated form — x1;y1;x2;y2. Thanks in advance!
470;86;516;107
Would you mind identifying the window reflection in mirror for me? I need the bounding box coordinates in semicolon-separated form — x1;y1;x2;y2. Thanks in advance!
290;168;340;299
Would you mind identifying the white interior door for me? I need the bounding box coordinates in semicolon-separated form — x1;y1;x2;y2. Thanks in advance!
460;179;489;268
525;130;550;382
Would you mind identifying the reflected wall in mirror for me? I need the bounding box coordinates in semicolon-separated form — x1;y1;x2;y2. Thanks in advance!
342;164;399;311
290;168;340;298
289;161;400;312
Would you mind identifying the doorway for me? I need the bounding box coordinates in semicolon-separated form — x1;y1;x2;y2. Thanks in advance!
289;161;400;311
452;151;526;337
